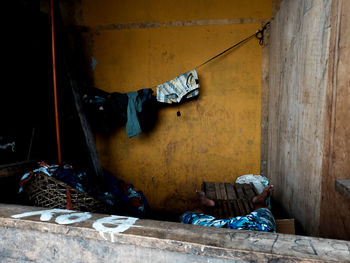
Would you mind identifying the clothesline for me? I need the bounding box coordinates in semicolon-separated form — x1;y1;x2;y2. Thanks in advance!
196;21;270;69
152;22;270;99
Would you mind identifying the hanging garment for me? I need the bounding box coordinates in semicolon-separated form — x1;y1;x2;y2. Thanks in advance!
126;88;155;138
83;88;128;134
137;89;158;132
156;69;199;104
126;92;143;138
84;88;156;137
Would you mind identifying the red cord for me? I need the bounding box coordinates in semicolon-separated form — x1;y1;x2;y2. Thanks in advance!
66;187;73;210
50;0;62;164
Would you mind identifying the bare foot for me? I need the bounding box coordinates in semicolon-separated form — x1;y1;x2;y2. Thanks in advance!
196;190;215;207
252;185;274;209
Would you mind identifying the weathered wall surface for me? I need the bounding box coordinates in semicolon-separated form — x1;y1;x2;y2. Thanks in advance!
267;0;332;236
78;0;272;212
319;0;350;240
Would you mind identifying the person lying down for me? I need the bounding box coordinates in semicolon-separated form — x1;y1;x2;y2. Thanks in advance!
180;185;276;233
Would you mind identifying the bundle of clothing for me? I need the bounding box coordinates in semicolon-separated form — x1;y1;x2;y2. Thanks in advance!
181;208;276;233
19;162;150;218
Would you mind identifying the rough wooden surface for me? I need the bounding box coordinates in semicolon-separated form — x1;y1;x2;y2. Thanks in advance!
260;20;270;178
1;204;349;262
335;179;350;201
267;0;332;236
319;0;350;240
203;182;256;217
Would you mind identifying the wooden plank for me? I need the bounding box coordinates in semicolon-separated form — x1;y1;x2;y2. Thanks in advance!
260;18;270;178
70;79;103;178
226;200;235;218
216;200;223;218
242;184;256;200
225;183;237;199
247;200;255;211
203;182;216;200
234;184;245;200
231;200;240;217
222;201;229;219
242;200;252;215
320;0;350;239
219;183;228;200
268;0;333;236
214;183;222;200
0;161;37;179
236;199;245;216
335;179;350;201
2;204;350;262
250;183;258;196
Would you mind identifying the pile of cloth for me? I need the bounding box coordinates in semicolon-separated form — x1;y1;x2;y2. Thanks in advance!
19;161;150;218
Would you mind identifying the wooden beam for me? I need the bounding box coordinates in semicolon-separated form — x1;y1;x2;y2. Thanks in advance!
54;2;103;177
0;161;37;179
70;77;103;178
1;204;349;262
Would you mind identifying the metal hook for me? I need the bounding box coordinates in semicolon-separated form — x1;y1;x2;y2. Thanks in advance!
255;22;270;46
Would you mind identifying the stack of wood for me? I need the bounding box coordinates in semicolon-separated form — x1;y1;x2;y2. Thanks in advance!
202;181;295;234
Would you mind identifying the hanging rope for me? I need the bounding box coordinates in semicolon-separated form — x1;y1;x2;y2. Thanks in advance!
196;21;270;69
50;0;62;164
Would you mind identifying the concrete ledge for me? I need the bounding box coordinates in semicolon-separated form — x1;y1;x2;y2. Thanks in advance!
0;204;349;262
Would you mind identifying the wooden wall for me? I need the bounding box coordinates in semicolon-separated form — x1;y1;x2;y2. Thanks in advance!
319;0;350;240
267;0;332;236
267;0;350;239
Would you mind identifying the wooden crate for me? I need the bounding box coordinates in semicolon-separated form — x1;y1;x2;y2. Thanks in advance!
202;182;295;234
202;182;258;219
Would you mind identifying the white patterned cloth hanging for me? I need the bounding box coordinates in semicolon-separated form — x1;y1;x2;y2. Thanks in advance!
156;69;199;104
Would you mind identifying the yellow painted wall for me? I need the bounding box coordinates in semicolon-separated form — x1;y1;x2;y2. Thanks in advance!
81;0;271;213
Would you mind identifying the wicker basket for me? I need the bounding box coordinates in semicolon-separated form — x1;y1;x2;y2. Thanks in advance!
24;171;109;213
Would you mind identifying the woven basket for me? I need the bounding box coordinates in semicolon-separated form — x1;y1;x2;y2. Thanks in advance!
24;171;109;213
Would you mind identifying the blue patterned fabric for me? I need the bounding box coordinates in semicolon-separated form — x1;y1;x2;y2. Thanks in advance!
181;208;276;233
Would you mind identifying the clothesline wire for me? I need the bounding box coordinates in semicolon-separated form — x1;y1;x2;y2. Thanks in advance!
196;21;270;69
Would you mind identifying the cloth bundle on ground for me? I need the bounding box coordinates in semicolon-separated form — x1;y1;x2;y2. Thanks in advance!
19;162;150;218
181;208;276;233
83;88;157;138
